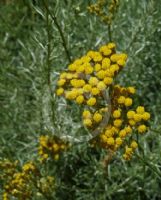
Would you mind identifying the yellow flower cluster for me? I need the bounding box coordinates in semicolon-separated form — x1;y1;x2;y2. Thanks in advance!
88;0;120;25
0;159;55;200
56;42;127;129
83;108;108;128
38;135;69;162
92;85;150;160
56;42;126;100
56;42;150;161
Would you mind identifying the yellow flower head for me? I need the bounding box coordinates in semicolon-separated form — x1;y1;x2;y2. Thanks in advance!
87;97;96;106
89;77;99;86
113;109;121;118
83;119;92;127
76;95;84;104
82;110;91;118
124;98;132;107
138;124;147;133
142;112;150;121
114;119;122;127
93;112;103;123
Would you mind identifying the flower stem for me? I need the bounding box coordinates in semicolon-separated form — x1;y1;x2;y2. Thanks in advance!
43;0;72;63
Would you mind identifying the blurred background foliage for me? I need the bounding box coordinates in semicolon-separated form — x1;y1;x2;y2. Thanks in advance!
0;0;161;199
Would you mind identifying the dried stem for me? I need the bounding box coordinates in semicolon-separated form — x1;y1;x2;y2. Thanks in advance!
101;150;114;168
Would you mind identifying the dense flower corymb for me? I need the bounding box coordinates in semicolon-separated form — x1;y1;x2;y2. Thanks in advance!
56;42;150;160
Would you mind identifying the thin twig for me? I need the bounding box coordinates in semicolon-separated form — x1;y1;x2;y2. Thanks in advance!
45;0;57;127
108;24;112;42
46;3;51;86
101;150;115;168
43;0;72;63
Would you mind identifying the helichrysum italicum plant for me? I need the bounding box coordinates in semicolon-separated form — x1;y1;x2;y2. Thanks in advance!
56;42;150;161
0;159;55;200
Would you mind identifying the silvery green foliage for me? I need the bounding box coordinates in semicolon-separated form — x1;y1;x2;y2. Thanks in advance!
0;0;161;199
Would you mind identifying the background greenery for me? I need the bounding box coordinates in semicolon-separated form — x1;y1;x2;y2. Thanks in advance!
0;0;161;199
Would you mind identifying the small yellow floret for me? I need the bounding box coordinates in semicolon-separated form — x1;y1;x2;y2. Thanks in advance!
65;90;77;100
142;112;150;121
105;129;114;137
93;112;102;123
96;70;106;79
124;126;132;134
68;64;77;71
82;110;91;118
130;141;138;149
133;113;142;122
136;106;145;114
102;58;111;69
87;97;96;106
56;88;64;96
118;96;126;104
117;59;126;66
127;110;135;119
83;84;92;92
128;87;136;94
94;63;101;72
89;77;99;86
107;137;115;146
100;134;107;142
124;98;133;106
119;129;126;138
99;45;112;56
83;119;92;127
107;43;116;49
125;147;133;156
110;54;120;62
103;77;113;85
91;87;100;95
57;79;66;86
85;65;93;74
113;110;121;118
97;81;106;90
114;119;122;127
115;137;123;146
76;95;84;104
76;65;85;73
138;124;147;133
129;119;136;126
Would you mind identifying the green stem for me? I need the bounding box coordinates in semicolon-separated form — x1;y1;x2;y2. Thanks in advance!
43;0;72;63
45;1;56;127
46;2;51;87
108;24;112;42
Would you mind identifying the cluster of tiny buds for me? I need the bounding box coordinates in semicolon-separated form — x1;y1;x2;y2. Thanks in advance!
0;159;55;200
38;135;69;162
88;0;120;25
91;84;150;160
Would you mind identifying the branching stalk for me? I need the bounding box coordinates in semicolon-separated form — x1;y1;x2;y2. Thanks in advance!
43;0;72;63
45;1;57;127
